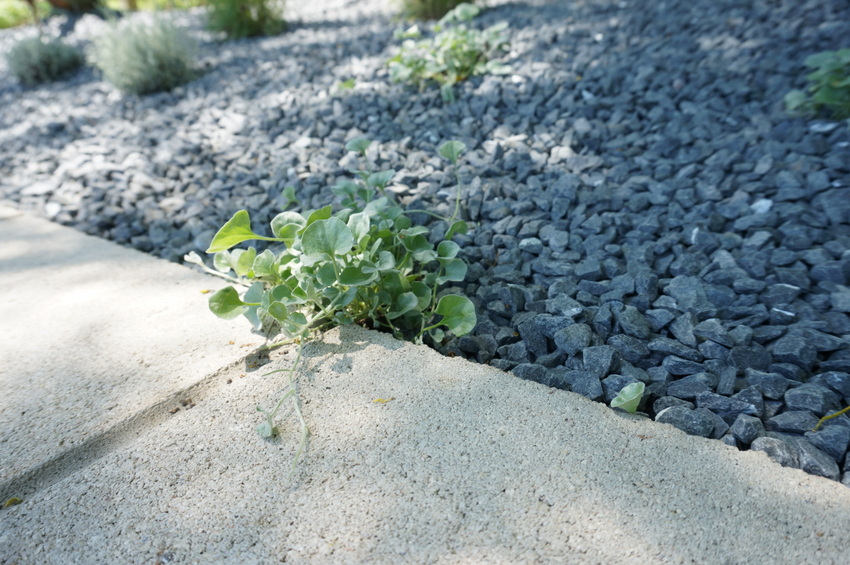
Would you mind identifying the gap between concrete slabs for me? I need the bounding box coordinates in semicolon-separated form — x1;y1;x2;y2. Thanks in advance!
2;324;850;564
0;208;258;487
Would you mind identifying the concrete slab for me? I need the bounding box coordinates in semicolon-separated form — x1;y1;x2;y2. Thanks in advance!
2;325;850;564
0;208;257;486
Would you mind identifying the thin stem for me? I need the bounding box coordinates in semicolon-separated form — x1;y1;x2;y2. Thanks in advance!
448;161;463;225
262;340;310;479
405;208;451;221
813;405;850;431
195;263;250;287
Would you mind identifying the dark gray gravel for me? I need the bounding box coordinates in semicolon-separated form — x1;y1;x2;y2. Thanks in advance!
2;0;850;487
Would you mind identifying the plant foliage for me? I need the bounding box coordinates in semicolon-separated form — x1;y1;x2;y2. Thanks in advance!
187;140;477;465
388;2;510;102
88;16;197;95
202;141;476;344
206;0;286;39
6;36;83;85
0;1;50;30
398;0;471;21
785;48;850;121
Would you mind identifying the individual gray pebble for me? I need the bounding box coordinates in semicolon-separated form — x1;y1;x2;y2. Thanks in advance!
750;436;799;468
730;413;765;444
564;371;603;401
804;425;850;463
784;383;840;416
581;345;620;379
744;369;790;400
666;373;717;400
655;406;716;438
765;411;820;433
553;324;592;356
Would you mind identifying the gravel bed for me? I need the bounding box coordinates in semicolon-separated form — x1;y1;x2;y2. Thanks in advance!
2;0;850;486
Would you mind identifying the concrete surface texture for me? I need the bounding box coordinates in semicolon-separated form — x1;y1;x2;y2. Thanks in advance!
0;207;257;486
2;207;850;564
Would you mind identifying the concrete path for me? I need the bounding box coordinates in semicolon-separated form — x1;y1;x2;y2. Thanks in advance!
2;207;850;564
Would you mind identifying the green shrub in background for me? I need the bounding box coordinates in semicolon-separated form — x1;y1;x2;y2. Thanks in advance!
206;0;285;39
785;48;850;121
43;0;99;12
388;2;510;102
88;17;197;95
399;0;471;21
6;36;83;85
0;1;51;29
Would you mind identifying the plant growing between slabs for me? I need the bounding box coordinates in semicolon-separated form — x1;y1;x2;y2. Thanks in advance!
186;140;476;474
388;2;510;102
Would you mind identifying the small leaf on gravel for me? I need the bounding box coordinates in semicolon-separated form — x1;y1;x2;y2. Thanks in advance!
438;140;466;164
345;138;371;155
611;382;645;414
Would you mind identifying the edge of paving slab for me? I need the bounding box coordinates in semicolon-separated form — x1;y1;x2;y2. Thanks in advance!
0;206;259;488
2;323;850;564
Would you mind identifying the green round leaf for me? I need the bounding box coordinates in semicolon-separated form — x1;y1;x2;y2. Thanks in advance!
438;140;466;164
436;258;468;284
243;283;265;330
267;301;291;322
305;206;334;226
301;217;354;259
209;286;250;320
251;250;277;279
316;262;338;287
347;211;371;242
388;292;420;320
437;240;460;259
367;170;396;189
411;281;433;311
610;382;645;414
345;138;371;154
271;211;306;239
232;247;257;277
434;295;476;336
339;265;378;286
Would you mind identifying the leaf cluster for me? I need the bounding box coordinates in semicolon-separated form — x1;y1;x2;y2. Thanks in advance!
388;2;510;102
206;0;286;39
87;16;197;95
785;48;850;121
5;36;83;85
203;139;477;345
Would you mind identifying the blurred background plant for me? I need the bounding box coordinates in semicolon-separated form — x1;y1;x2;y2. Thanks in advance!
206;0;285;39
88;16;197;94
0;0;51;29
388;2;509;102
0;0;205;29
398;0;472;21
5;35;83;84
785;48;850;121
43;0;99;11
